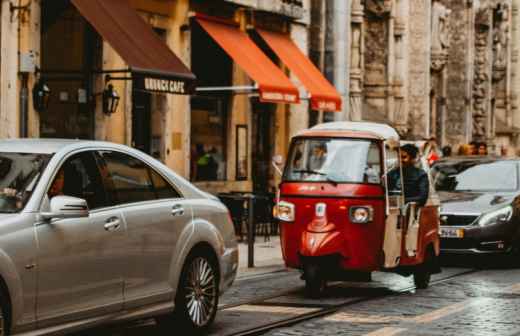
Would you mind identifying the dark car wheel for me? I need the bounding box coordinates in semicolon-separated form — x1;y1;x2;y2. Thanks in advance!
304;263;326;298
157;249;219;334
0;294;8;336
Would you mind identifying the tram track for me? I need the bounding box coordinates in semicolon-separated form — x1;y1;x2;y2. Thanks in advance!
219;268;480;336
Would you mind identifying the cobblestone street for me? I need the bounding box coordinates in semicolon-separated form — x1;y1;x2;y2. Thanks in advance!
76;251;520;336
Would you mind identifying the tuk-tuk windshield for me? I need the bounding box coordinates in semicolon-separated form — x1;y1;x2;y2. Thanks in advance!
283;138;381;184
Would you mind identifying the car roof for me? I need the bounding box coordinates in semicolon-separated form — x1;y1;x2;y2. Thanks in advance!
433;155;520;165
0;139;125;154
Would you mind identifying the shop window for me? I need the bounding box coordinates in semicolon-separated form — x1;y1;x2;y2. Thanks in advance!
190;21;232;182
190;97;228;182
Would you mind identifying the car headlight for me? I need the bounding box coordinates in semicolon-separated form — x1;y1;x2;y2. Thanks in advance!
478;205;513;227
350;206;374;224
276;201;295;222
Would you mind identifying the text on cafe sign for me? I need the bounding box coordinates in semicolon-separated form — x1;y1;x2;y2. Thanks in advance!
144;77;186;94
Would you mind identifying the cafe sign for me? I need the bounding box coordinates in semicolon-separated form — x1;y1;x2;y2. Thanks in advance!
133;75;195;95
224;0;305;19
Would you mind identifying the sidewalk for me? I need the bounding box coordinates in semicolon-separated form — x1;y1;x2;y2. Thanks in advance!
236;236;288;279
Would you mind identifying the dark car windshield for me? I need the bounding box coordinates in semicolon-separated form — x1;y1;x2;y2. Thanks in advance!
283;138;381;184
432;160;518;192
0;153;51;213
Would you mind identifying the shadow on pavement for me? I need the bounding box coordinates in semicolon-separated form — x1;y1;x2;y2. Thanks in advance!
440;253;520;270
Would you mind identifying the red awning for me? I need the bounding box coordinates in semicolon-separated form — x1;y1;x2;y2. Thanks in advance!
195;15;299;105
257;29;342;112
71;0;196;94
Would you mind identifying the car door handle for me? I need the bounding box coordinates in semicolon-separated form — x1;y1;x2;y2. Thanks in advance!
104;217;121;231
171;205;185;217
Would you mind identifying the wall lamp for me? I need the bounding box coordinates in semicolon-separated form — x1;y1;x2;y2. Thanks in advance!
102;84;120;115
32;79;50;113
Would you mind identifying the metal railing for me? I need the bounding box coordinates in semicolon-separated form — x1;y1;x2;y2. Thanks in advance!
218;192;278;268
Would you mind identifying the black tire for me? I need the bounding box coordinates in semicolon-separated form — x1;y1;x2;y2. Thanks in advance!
304;264;326;299
0;293;8;336
159;249;219;334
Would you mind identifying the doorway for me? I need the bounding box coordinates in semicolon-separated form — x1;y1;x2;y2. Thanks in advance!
132;90;152;154
252;103;275;194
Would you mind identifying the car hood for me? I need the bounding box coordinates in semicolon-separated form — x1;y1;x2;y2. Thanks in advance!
438;191;517;215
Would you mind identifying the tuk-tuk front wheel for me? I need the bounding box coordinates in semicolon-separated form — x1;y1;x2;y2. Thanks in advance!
304;263;326;298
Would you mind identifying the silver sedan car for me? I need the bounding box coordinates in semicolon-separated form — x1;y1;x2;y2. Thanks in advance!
0;139;238;335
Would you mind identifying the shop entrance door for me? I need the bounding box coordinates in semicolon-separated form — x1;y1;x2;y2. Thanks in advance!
132;90;152;154
252;104;274;194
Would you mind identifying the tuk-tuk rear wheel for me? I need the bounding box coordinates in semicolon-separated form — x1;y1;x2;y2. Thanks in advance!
304;264;326;298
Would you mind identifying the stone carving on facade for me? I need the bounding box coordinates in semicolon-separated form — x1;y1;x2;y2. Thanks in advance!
350;0;365;121
492;3;509;82
407;0;430;137
364;0;393;18
431;1;451;72
473;7;492;140
364;19;388;85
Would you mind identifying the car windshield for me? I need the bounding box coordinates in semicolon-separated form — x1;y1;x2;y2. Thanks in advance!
0;153;51;213
283;138;381;184
432;160;518;192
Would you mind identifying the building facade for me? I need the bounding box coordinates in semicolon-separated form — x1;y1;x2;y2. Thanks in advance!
0;0;345;195
310;0;520;153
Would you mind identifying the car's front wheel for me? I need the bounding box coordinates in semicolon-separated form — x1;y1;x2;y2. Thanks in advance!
173;250;219;333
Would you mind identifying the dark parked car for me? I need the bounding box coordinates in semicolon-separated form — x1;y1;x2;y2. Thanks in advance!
432;157;520;255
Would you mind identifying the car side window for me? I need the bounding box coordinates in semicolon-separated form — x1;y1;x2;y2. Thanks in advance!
48;151;109;210
149;168;182;199
98;151;156;205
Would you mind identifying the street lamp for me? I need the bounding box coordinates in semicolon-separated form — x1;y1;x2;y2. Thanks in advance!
102;84;120;115
32;79;51;113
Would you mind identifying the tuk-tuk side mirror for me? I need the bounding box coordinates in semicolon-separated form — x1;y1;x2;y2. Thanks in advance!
272;155;284;176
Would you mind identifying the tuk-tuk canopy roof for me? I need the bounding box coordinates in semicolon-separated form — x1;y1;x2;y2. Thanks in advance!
309;122;400;141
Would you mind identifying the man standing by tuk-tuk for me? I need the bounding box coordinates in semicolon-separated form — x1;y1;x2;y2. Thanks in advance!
388;144;429;207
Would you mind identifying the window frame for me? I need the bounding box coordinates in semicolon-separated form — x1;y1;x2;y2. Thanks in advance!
39;149;112;212
96;149;183;207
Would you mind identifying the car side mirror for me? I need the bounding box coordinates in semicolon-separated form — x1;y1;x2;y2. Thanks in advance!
41;196;90;221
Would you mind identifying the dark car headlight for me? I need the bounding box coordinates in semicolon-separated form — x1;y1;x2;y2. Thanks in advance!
478;205;513;227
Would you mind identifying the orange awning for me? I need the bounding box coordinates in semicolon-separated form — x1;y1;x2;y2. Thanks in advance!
195;15;299;105
257;29;342;112
72;0;196;94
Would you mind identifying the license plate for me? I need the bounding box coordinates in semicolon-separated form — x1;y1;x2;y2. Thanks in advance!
440;228;464;238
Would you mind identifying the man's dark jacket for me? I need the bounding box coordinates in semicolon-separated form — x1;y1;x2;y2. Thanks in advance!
387;166;429;206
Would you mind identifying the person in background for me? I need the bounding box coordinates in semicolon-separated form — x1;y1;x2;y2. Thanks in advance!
388;144;429;206
423;137;440;166
477;142;488;156
468;141;478;155
309;143;328;171
441;145;452;157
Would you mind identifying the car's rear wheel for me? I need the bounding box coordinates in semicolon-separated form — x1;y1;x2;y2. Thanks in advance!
0;294;8;336
173;250;219;333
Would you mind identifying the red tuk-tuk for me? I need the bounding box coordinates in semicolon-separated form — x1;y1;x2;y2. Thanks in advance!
275;122;441;297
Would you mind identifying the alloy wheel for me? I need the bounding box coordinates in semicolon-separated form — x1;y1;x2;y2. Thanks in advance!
184;257;218;327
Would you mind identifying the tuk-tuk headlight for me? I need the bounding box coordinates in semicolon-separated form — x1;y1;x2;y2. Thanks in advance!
350;206;374;224
276;201;295;222
478;205;513;227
